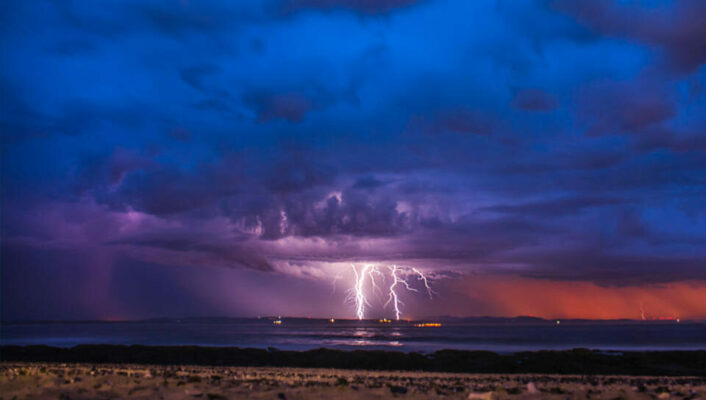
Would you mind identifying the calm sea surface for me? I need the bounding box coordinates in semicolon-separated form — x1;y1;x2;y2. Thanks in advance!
2;319;704;353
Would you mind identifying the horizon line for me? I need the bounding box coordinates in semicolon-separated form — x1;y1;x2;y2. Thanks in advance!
2;315;698;324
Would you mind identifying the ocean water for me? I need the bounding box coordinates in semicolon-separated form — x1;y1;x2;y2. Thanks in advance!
2;319;705;353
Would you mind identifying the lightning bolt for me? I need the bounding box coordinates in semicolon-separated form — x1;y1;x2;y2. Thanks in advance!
346;264;435;320
412;268;435;299
385;265;403;320
367;265;385;296
350;264;373;320
384;265;418;320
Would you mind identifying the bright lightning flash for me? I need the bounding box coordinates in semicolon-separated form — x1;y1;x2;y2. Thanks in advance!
385;265;416;320
347;264;433;321
350;264;373;320
413;267;436;299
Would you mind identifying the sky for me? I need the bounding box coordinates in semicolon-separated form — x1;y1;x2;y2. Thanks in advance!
2;0;705;321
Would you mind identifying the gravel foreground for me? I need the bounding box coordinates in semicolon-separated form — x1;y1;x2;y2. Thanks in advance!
2;363;705;400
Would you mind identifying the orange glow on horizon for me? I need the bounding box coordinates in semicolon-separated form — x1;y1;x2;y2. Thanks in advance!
464;277;706;320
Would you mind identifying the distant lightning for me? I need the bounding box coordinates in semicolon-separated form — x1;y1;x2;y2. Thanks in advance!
350;264;372;320
384;265;419;320
367;265;384;295
385;266;404;320
347;264;435;320
385;266;400;319
412;267;435;299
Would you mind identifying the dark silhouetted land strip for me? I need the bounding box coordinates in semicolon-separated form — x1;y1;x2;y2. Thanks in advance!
2;345;705;376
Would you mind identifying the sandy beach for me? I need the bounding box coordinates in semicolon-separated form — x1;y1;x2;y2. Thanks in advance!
2;362;705;400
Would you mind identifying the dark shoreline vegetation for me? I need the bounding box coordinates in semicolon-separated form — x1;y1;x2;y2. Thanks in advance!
2;345;705;376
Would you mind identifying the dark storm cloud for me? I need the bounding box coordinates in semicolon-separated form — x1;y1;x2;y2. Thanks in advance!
410;108;497;136
180;65;221;92
278;0;426;16
351;176;387;190
264;157;336;193
108;234;275;272
2;0;705;319
480;196;627;217
511;89;558;112
281;189;412;238
138;3;236;36
51;1;261;39
0;82;142;143
101;158;243;216
0;82;59;142
509;248;706;285
553;0;706;73
243;90;315;123
576;79;676;136
634;125;706;153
